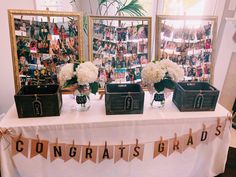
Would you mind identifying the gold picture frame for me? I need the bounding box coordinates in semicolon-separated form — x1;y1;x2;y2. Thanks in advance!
8;9;84;93
155;15;217;83
88;16;152;87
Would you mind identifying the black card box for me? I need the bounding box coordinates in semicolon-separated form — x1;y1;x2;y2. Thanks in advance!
172;82;219;112
105;84;144;115
14;85;62;118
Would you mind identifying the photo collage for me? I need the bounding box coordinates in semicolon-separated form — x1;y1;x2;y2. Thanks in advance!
14;17;80;86
92;21;149;87
159;21;214;82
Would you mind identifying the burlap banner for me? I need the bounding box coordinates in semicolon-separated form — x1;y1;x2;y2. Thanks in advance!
6;118;231;163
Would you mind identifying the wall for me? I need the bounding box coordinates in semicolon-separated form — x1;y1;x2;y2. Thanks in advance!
214;0;236;88
0;0;36;114
214;18;236;91
219;52;236;111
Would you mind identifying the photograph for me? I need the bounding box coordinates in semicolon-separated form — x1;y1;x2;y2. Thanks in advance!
93;23;104;39
14;18;30;36
117;27;127;41
37;40;50;54
127;42;138;54
138;53;148;64
128;25;138;40
138;40;148;53
137;24;148;39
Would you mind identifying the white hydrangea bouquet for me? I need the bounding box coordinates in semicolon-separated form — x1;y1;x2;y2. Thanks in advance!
58;62;99;95
141;59;184;92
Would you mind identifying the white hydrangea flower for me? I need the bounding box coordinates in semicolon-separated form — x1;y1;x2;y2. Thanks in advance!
159;59;184;82
76;62;98;85
58;63;74;86
141;62;165;84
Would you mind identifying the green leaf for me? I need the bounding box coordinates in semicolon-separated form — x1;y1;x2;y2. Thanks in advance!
89;82;99;94
162;79;176;89
64;76;77;87
154;81;164;92
117;0;146;16
73;63;79;71
98;0;108;6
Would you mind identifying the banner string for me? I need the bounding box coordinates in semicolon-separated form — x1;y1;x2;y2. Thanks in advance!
0;117;231;147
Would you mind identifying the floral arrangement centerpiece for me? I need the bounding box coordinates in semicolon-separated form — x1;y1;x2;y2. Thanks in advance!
141;59;184;107
58;62;98;111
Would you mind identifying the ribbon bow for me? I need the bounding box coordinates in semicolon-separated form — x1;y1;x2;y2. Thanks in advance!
0;128;16;149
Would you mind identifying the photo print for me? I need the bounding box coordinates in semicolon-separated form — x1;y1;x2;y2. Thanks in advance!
137;25;148;39
14;18;30;36
138;40;148;53
117;27;127;41
127;42;138;54
128;25;138;40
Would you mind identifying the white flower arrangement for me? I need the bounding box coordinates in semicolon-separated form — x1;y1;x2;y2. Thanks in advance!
76;62;98;85
141;59;184;92
58;62;99;93
58;63;74;86
141;62;165;84
159;59;184;82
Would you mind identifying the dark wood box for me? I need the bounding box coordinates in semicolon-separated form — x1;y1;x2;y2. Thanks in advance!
14;85;62;118
105;84;144;115
172;82;219;112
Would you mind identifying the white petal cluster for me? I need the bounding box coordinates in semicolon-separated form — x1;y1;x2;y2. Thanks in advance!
58;63;74;86
76;62;98;85
159;59;184;82
141;62;165;84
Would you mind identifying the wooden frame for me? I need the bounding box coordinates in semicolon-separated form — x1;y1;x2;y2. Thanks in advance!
8;9;83;93
155;15;217;84
88;16;152;86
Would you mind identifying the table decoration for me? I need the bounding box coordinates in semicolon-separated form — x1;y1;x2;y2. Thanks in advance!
58;62;98;111
141;59;184;108
105;83;144;115
172;82;219;111
14;84;62;118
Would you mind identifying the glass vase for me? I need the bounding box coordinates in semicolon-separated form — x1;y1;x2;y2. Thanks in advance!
150;90;165;108
74;84;91;111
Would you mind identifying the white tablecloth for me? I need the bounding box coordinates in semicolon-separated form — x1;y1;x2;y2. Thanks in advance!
0;93;231;177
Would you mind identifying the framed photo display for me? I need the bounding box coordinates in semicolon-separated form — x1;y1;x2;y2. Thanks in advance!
155;15;217;83
88;16;152;88
8;9;83;92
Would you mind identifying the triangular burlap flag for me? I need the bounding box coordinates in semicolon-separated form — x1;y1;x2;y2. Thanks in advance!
215;118;227;139
196;124;210;144
153;137;168;158
11;136;29;158
50;143;66;162
81;145;97;163
98;143;113;163
64;144;81;162
30;139;48;159
181;129;198;152
129;143;144;161
114;144;129;163
168;135;182;156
